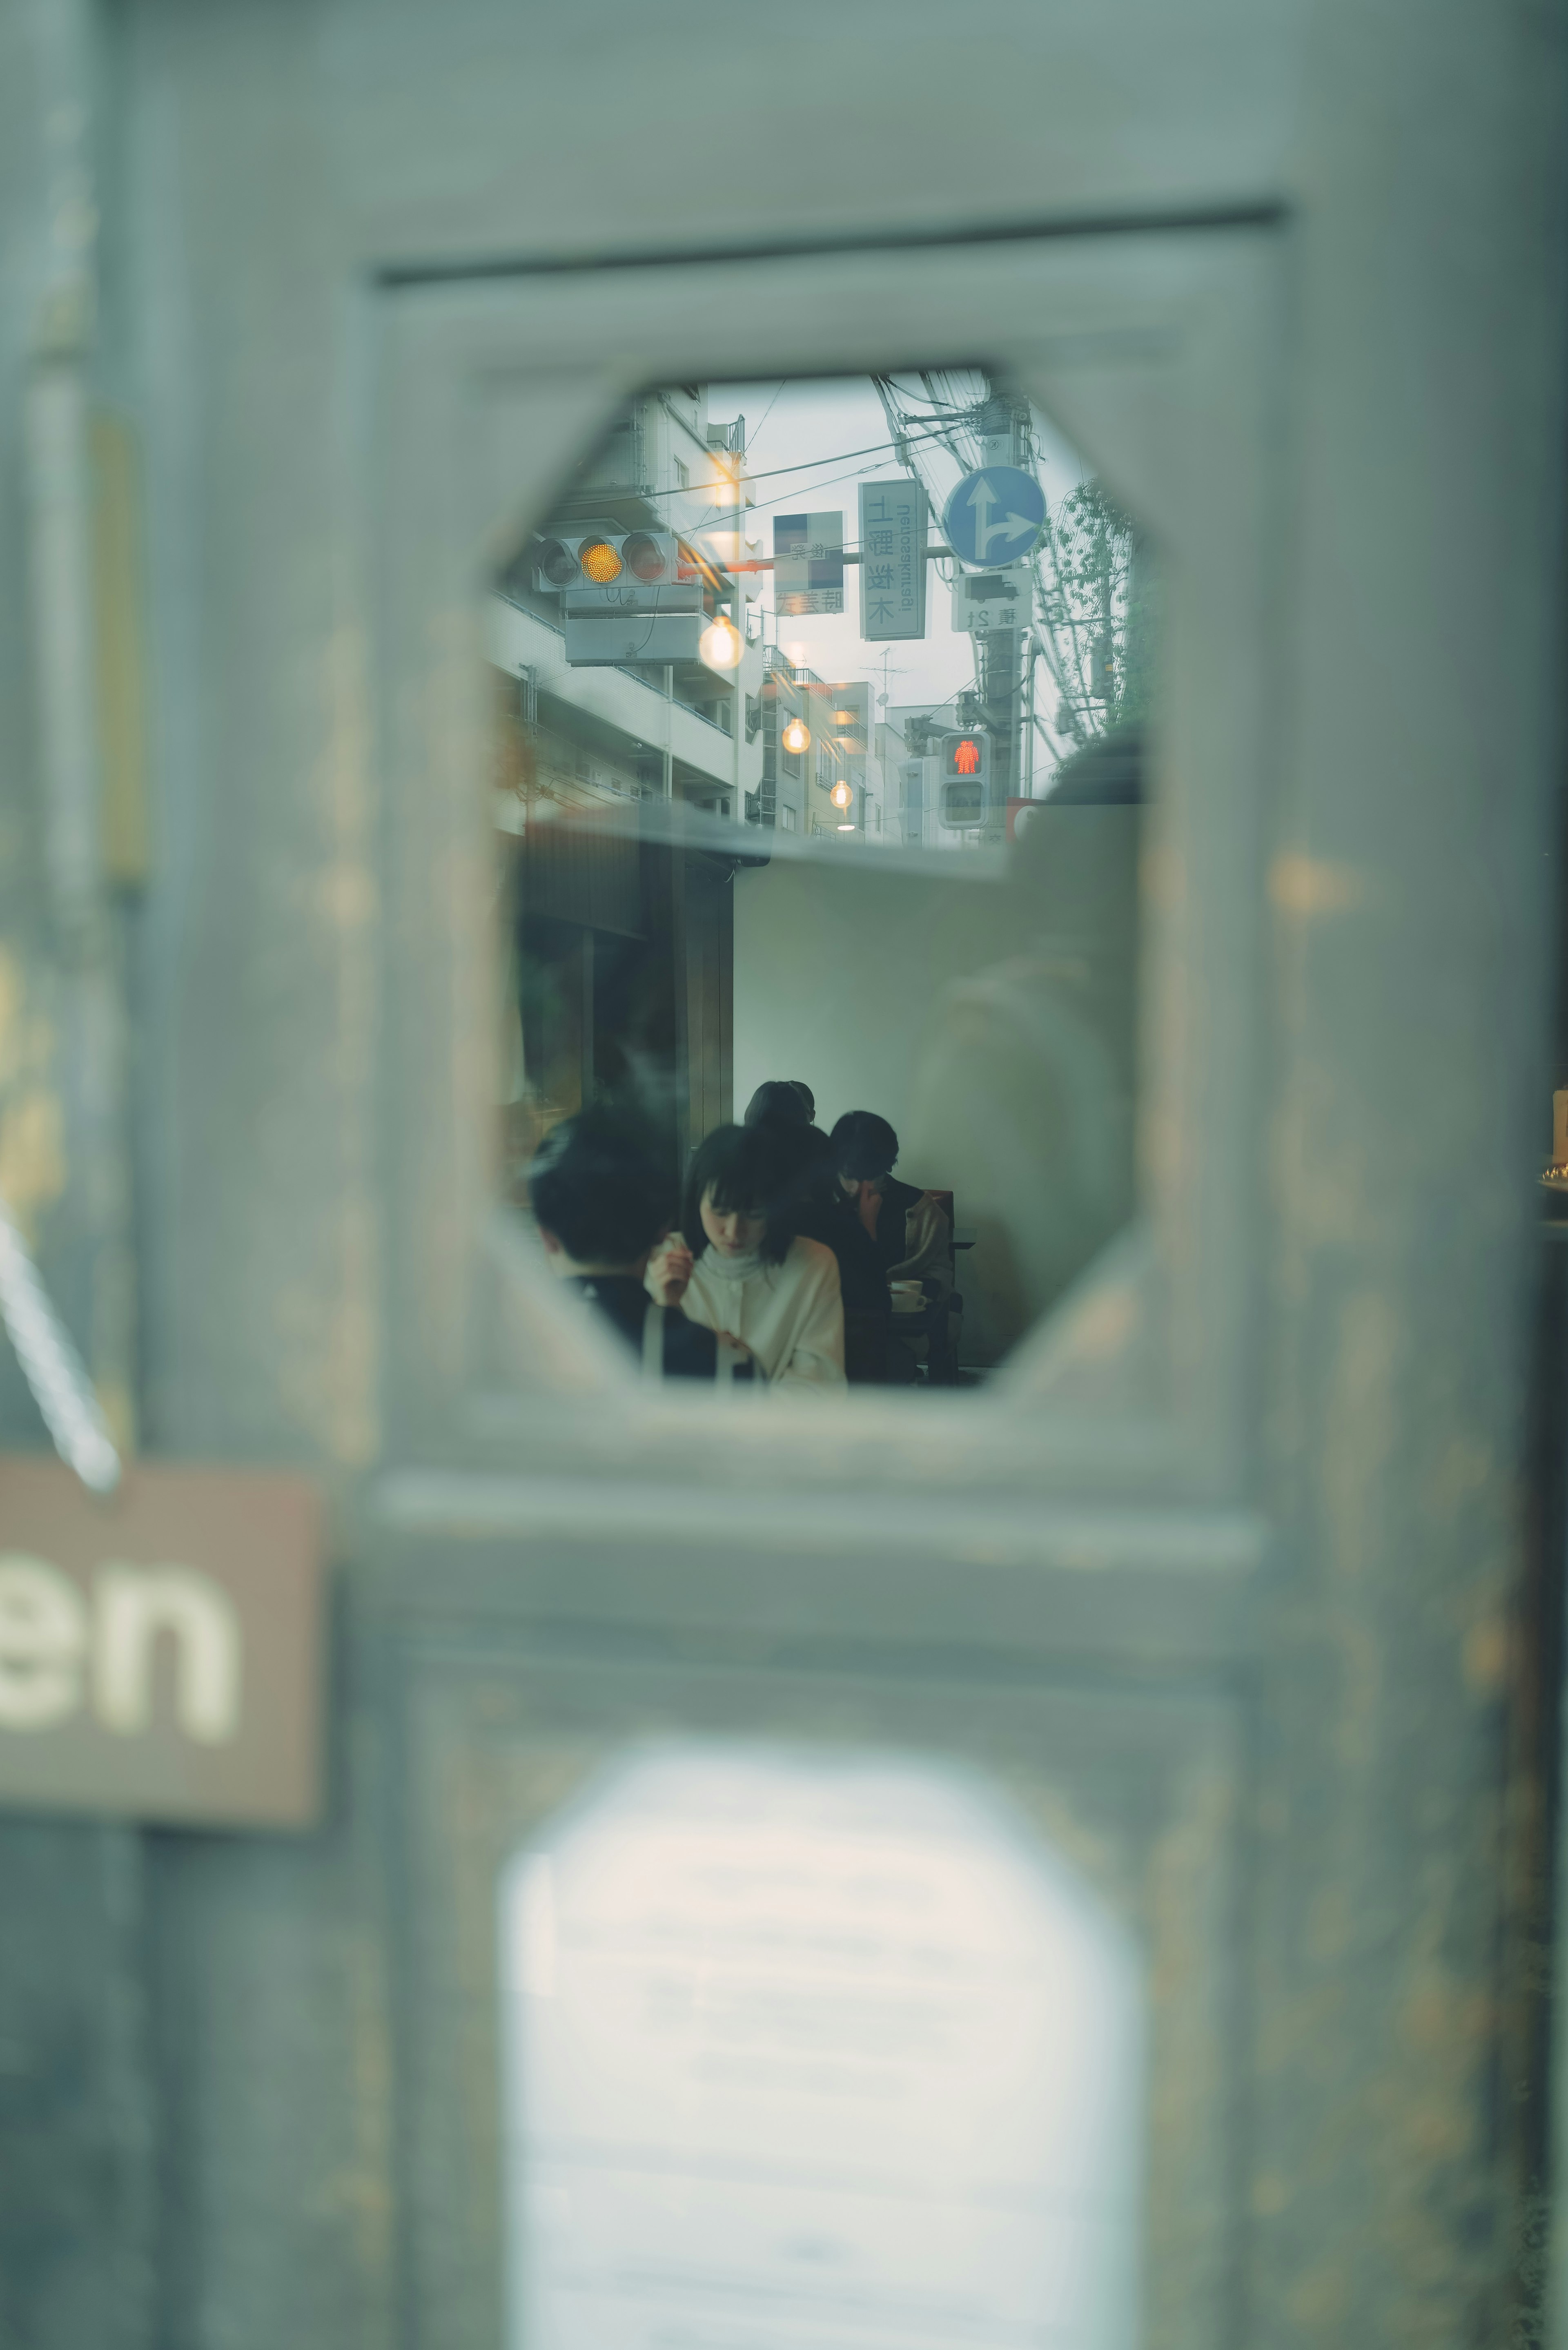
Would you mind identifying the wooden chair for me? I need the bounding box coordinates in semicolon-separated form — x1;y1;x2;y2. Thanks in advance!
890;1190;964;1386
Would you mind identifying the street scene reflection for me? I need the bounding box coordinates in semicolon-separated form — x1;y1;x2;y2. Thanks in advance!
494;370;1154;1390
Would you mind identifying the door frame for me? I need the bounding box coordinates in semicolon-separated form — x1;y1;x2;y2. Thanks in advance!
370;225;1285;1518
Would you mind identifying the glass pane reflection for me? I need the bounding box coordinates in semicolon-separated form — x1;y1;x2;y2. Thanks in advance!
499;1745;1144;2348
494;370;1154;1389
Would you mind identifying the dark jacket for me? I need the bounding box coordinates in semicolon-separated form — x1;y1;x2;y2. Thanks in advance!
568;1274;726;1380
762;1126;888;1313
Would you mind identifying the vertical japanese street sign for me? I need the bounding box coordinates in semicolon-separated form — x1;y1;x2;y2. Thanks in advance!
858;479;928;640
0;1456;323;1828
773;512;843;614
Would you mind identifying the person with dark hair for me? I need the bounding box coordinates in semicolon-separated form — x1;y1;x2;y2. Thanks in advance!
744;1087;889;1380
646;1123;845;1389
742;1079;811;1130
788;1081;815;1122
527;1109;745;1382
830;1110;953;1292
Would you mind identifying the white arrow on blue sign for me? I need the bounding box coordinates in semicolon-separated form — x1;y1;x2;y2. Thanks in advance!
942;466;1047;569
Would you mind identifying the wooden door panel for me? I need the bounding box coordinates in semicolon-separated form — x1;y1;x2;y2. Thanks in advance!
392;1632;1243;2350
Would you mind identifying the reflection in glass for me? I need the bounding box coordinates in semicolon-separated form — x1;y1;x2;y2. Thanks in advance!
499;1745;1144;2349
493;372;1154;1387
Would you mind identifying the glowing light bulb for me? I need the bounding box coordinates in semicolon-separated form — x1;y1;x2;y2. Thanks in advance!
829;780;853;812
699;615;742;670
782;717;810;755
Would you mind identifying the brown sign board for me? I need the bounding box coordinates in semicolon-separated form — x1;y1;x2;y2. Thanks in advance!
0;1456;323;1830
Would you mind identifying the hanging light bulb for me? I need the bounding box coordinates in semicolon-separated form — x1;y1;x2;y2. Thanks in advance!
699;614;742;669
782;716;810;756
829;779;853;812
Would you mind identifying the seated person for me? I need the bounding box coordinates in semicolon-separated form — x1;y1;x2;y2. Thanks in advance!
743;1079;811;1130
741;1088;887;1379
528;1108;746;1380
647;1124;846;1390
788;1080;817;1124
767;1121;891;1384
829;1110;953;1297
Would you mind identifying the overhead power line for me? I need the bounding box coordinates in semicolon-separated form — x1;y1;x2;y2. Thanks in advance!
636;419;961;502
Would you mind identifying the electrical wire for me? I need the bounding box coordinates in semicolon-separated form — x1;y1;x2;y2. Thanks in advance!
635;419;961;503
734;379;786;463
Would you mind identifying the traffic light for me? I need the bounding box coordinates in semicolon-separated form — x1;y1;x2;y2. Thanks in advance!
539;530;719;666
533;532;697;601
939;729;989;828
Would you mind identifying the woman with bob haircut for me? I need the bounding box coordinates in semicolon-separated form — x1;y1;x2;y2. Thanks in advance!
646;1124;846;1389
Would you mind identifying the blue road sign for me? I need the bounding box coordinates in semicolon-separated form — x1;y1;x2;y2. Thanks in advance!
942;466;1046;569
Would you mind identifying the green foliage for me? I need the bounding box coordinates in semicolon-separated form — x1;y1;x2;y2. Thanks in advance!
1036;479;1156;747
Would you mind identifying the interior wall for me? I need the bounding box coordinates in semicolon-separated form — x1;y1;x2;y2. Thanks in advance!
733;854;1039;1362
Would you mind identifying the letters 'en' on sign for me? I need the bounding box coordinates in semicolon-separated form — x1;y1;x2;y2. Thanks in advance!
858;479;928;641
774;511;843;615
0;1456;323;1829
941;466;1047;571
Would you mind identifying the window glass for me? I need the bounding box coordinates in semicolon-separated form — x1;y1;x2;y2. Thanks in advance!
493;370;1156;1395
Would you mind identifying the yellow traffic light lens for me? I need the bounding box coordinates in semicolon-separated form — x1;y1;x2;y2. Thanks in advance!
782;718;809;755
829;780;853;811
579;538;623;584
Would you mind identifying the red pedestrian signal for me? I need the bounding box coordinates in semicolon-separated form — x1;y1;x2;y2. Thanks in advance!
940;730;990;789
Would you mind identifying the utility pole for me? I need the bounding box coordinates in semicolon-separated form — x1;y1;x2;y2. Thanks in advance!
732;600;743;820
972;390;1032;843
730;424;745;822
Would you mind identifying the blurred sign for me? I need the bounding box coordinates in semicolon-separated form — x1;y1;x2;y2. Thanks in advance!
0;1457;323;1829
774;511;843;614
942;465;1046;568
950;559;1033;635
858;479;927;640
501;1747;1143;2349
564;614;705;666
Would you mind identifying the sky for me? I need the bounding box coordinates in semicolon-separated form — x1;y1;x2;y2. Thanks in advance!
702;371;1089;733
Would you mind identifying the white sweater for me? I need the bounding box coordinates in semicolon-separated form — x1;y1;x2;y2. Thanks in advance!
668;1236;846;1390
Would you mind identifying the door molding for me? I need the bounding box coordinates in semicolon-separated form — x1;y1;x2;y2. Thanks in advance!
372;226;1284;1509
